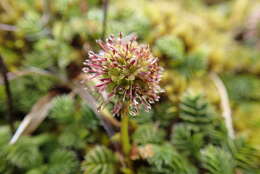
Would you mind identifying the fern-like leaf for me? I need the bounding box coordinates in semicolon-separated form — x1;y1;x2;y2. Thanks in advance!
47;149;79;174
228;138;260;170
147;144;198;174
200;145;235;174
155;35;184;60
176;50;207;79
6;137;43;169
82;146;117;174
50;95;75;124
133;124;165;145
179;92;214;124
171;123;203;158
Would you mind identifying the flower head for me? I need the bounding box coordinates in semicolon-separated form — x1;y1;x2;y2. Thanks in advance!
83;33;163;116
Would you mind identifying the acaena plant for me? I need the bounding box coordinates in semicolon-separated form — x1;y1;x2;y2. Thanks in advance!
83;32;163;157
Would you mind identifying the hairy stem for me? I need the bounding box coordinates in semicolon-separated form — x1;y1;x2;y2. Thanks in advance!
121;110;130;155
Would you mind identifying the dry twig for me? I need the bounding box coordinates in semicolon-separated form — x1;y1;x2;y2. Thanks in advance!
0;23;17;31
10;91;59;144
210;72;235;139
0;56;15;133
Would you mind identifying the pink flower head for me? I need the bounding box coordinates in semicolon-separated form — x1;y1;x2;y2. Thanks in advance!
83;33;163;116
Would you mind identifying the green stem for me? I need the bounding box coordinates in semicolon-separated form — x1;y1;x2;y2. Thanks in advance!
121;111;130;155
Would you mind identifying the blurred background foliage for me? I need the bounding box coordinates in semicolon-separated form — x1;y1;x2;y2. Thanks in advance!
0;0;260;173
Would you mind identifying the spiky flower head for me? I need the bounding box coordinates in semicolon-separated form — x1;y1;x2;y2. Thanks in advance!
83;33;163;116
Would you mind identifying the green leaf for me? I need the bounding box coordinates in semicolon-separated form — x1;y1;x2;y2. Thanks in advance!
6;137;43;169
179;92;214;124
227;138;260;171
50;95;75;124
47;149;79;174
200;145;235;174
146;144;198;174
155;35;185;60
82;146;117;174
133;124;165;145
171;123;203;158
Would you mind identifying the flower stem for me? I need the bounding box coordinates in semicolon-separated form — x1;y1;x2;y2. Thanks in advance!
121;110;130;155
